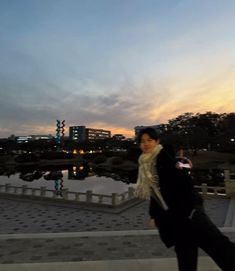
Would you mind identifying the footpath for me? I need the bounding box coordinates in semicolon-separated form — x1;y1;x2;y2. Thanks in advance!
0;196;234;271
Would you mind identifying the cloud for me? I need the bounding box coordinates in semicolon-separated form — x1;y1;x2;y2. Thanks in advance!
1;63;234;138
0;0;235;138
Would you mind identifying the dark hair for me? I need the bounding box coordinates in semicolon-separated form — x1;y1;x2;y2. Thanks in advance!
136;127;160;144
176;146;184;152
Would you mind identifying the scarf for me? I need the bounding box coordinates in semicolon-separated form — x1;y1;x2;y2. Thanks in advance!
135;144;169;210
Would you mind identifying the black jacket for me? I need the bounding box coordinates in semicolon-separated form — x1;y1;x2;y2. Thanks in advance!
149;145;203;247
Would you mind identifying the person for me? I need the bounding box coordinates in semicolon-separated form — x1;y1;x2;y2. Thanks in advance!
176;146;193;169
135;127;235;271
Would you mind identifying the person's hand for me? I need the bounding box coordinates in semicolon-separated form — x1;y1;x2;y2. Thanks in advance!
149;218;156;229
176;162;183;169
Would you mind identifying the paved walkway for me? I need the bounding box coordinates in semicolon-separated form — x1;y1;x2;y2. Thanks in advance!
0;196;229;234
0;196;234;270
0;257;226;271
0;229;234;264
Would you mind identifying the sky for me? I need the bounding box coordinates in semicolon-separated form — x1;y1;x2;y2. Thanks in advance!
0;0;235;138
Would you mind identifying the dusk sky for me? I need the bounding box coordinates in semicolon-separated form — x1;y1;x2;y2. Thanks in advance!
0;0;234;138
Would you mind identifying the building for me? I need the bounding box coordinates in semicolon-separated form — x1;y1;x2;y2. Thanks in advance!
30;135;54;141
15;134;54;143
69;126;111;142
69;126;86;142
86;127;111;141
16;136;33;143
112;134;125;140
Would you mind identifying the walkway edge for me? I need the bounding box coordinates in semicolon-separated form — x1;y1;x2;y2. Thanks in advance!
224;198;235;226
0;257;220;271
0;227;235;239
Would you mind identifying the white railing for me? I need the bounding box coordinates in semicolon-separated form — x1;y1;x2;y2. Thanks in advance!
0;181;228;208
0;183;136;207
194;183;226;196
224;169;235;181
194;169;235;197
224;169;235;196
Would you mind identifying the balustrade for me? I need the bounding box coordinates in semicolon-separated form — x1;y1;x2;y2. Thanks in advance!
0;183;137;207
1;170;233;207
224;169;235;196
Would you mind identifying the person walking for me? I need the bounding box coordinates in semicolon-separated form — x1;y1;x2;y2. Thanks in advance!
176;146;193;169
135;127;235;271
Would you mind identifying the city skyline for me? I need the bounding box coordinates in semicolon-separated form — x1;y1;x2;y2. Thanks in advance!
0;0;235;138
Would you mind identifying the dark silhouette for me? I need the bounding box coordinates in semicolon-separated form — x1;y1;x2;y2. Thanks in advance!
136;127;235;271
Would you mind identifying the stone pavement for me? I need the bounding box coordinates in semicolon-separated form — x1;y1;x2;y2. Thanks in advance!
0;196;234;270
0;257;226;271
0;196;229;234
0;229;234;264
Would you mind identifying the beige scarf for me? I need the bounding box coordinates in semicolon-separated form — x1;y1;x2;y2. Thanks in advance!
135;144;168;210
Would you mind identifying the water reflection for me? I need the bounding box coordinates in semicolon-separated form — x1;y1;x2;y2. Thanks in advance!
53;179;64;196
0;163;138;196
0;163;138;184
94;168;138;184
0;163;225;187
44;171;63;180
68;164;94;180
20;170;43;182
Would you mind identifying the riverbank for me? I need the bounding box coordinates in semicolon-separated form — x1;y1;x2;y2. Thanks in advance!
89;150;235;171
1;150;235;171
0;155;83;167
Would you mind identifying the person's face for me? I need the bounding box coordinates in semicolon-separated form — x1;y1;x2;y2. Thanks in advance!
140;133;159;153
177;149;184;157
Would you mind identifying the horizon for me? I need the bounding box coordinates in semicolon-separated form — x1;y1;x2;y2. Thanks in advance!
0;1;234;138
1;110;233;139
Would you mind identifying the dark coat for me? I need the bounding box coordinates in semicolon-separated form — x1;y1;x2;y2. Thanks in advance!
149;145;203;247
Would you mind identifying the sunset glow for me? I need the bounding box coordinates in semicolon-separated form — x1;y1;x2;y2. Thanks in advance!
0;0;234;138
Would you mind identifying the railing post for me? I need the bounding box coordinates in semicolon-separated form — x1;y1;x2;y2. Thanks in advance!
201;183;208;195
86;190;92;203
53;191;58;198
32;188;37;196
22;185;28;195
128;187;135;199
121;193;125;202
224;169;235;196
75;192;80;201
112;193;118;206
62;189;69;200
5;184;11;193
224;170;230;181
40;186;46;197
98;195;103;204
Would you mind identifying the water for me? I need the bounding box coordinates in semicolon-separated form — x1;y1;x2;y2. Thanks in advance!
0;164;138;195
0;164;224;197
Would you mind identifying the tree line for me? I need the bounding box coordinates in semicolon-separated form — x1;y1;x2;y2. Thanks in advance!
161;112;235;152
0;111;234;154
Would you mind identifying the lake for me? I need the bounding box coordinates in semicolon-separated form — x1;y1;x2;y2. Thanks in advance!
0;162;225;199
0;163;138;196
